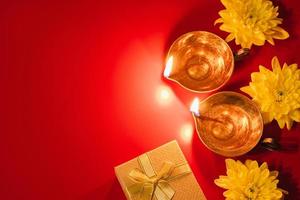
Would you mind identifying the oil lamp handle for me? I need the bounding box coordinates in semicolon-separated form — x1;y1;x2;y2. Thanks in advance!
261;137;280;151
234;48;250;61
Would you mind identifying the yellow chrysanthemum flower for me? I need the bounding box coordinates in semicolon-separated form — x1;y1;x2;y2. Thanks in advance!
241;56;300;130
215;159;285;200
215;0;289;48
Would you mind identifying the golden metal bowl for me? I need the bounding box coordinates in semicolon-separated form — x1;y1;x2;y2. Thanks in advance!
164;31;234;93
193;92;263;157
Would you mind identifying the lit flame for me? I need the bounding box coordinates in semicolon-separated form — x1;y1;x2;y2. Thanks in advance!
163;56;173;77
190;97;200;116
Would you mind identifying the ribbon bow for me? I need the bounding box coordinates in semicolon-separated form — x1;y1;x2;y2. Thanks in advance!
126;154;191;200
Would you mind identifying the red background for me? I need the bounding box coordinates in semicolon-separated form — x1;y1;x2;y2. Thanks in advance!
1;0;300;199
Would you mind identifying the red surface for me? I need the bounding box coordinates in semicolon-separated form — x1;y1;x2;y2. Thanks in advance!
1;0;300;199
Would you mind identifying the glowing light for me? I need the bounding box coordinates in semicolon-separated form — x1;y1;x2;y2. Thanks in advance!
163;56;173;77
180;123;194;143
155;85;173;105
190;97;200;116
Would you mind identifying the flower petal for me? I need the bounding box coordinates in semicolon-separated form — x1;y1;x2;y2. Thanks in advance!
290;109;300;122
271;56;281;73
251;72;266;82
286;118;294;130
258;169;270;187
225;159;236;171
262;112;274;124
271;27;289;40
220;24;232;32
252;31;266;46
214;18;223;25
260;162;268;171
240;86;255;97
259;65;272;74
267;37;275;45
214;177;231;189
225;33;235;42
289;63;298;72
270;170;279;179
246;160;259;170
271;189;283;198
276;117;286;129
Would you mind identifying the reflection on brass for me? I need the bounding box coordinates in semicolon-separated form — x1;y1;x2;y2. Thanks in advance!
261;138;280;151
193;92;263;157
165;31;234;93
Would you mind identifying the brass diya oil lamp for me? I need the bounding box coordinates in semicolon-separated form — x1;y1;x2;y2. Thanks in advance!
163;31;263;156
190;92;263;157
164;31;235;93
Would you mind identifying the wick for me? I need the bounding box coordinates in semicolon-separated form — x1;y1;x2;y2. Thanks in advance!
193;113;223;124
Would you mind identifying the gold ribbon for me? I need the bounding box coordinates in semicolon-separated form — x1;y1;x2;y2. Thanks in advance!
126;154;191;200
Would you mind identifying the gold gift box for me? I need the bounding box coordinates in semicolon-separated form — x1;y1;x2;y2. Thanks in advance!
115;140;207;200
